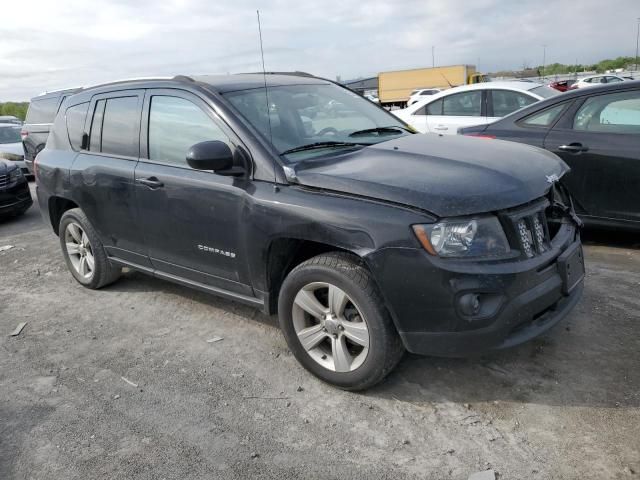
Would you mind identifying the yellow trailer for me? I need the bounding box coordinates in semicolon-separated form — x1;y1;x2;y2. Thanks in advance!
378;65;486;106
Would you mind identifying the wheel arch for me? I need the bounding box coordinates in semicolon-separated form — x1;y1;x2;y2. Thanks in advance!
264;237;369;315
48;196;79;235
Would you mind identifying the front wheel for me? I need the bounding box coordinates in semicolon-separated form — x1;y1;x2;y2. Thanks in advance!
278;253;404;390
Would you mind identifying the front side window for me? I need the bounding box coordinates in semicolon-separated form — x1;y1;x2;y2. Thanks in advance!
66;102;89;150
491;90;537;117
223;83;410;162
521;103;567;127
100;96;139;157
148;96;230;166
442;91;482;117
573;90;640;134
0;125;21;144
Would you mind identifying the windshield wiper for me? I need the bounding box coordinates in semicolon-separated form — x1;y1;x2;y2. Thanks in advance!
280;141;369;155
348;126;410;137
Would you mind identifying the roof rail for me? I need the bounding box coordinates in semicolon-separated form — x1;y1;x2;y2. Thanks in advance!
173;75;195;82
240;71;316;78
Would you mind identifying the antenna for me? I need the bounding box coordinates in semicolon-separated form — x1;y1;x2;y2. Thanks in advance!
257;10;274;149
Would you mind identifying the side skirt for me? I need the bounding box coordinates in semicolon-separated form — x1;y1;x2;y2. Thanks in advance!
108;256;267;311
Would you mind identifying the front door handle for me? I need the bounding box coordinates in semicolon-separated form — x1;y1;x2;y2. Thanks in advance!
434;125;449;131
135;176;164;189
558;143;588;153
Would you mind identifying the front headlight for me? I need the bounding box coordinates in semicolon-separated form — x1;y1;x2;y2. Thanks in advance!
0;152;23;162
413;216;510;258
9;166;24;181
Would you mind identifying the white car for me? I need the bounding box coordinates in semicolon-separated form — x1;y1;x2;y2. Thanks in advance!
394;81;559;134
407;88;442;106
364;94;380;104
570;74;626;89
0;123;28;174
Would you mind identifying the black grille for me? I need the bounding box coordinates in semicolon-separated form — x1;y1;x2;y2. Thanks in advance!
514;211;550;257
0;174;8;189
501;199;551;258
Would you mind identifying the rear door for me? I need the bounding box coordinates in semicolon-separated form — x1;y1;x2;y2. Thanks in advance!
70;90;150;266
544;88;640;222
425;90;486;134
134;89;253;295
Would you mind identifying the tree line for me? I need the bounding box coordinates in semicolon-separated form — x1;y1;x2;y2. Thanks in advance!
539;56;638;76
0;102;29;120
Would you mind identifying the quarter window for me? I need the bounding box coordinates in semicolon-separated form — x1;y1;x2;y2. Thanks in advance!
573;91;640;134
148;96;230;166
491;90;537;117
521;103;567;127
66;102;89;150
442;91;482;117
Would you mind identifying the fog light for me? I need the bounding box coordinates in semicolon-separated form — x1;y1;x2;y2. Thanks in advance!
459;293;481;316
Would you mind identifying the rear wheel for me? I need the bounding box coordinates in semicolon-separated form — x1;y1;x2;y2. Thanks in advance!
278;253;404;390
59;208;121;289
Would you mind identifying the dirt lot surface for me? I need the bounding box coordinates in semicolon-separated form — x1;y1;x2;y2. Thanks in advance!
1;183;639;480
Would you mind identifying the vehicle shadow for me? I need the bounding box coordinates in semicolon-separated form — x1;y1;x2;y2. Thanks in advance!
105;269;280;329
581;226;640;250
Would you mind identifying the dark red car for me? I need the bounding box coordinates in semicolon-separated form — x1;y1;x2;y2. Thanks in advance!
548;80;577;92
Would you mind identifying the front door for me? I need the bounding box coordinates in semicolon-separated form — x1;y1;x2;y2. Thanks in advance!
134;89;253;295
544;88;640;223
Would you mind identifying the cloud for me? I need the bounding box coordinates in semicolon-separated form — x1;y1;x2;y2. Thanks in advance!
0;0;637;100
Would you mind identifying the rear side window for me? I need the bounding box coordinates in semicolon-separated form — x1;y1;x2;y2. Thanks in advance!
148;95;230;166
491;90;537;117
91;96;140;157
573;90;640;134
521;103;567;127
422;98;443;115
89;100;105;152
25;97;59;124
66;102;89;150
442;91;482;116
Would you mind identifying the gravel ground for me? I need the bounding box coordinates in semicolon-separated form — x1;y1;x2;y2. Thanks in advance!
1;183;639;480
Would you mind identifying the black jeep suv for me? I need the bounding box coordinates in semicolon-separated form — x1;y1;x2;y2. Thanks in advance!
35;74;584;390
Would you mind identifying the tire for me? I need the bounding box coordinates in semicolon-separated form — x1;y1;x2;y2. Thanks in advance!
278;252;404;391
58;208;121;289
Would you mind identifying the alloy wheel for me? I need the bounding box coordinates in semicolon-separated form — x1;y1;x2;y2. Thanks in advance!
64;222;95;280
292;282;370;372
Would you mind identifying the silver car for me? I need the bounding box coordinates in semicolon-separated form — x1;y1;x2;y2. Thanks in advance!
0;123;27;175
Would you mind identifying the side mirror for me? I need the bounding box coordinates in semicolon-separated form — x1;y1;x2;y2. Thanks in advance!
186;141;234;172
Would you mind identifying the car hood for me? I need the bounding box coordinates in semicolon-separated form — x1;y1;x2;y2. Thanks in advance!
292;133;569;217
0;142;24;157
0;159;18;175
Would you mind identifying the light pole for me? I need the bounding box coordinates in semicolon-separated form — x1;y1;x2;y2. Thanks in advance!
432;46;435;68
635;18;639;72
542;44;547;80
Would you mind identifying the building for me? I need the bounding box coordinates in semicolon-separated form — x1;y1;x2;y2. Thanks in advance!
341;76;379;96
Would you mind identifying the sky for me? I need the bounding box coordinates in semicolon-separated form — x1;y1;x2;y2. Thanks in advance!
1;0;638;100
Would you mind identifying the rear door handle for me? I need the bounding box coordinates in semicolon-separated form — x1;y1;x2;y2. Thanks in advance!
135;176;164;189
434;125;449;131
558;143;588;153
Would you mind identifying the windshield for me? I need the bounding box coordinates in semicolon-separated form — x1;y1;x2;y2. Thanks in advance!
530;85;561;99
223;83;411;162
0;126;21;144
